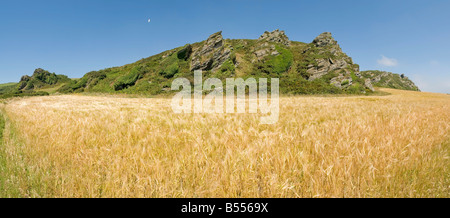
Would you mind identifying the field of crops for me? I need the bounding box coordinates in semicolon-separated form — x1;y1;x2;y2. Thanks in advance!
0;88;449;197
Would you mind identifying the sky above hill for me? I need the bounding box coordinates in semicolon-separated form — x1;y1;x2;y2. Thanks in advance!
1;0;449;93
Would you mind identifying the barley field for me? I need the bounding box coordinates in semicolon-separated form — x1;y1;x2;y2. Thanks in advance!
0;88;449;198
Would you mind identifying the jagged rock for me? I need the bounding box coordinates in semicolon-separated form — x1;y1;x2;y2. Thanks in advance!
313;32;340;49
306;32;358;82
190;31;232;72
253;43;279;61
213;47;231;68
258;29;291;46
307;58;349;80
197;31;223;56
177;44;192;60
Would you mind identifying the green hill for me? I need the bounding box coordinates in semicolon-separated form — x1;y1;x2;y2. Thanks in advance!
361;70;420;91
58;30;377;95
17;68;71;91
0;68;71;98
0;83;17;94
2;30;420;98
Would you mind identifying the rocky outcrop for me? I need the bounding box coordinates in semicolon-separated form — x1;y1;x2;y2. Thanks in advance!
330;75;353;89
57;29;391;95
306;58;352;80
190;31;232;72
258;29;291;47
251;29;290;61
313;32;339;48
361;70;420;91
301;32;373;91
253;42;280;61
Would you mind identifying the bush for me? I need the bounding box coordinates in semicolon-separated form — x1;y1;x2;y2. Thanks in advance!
264;45;293;75
346;83;365;94
114;67;144;91
159;62;179;79
58;71;107;93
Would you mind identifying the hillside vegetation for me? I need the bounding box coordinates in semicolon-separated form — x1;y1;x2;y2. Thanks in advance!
56;30;382;95
0;68;71;99
361;70;420;91
0;88;448;197
1;30;420;98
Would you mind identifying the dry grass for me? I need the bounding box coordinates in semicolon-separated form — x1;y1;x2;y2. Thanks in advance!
0;88;449;198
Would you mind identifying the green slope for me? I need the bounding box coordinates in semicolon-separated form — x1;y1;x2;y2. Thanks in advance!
0;69;72;98
58;30;375;95
2;30;420;99
361;70;420;91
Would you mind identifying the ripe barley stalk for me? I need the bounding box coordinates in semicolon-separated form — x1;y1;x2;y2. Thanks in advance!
0;88;449;198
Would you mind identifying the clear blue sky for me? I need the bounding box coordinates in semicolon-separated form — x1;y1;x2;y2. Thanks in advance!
1;0;449;93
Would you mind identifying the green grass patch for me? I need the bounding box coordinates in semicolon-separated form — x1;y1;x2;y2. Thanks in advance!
0;112;4;140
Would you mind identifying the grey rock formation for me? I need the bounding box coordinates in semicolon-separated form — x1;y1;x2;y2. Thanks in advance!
258;29;291;47
300;32;375;92
253;42;279;61
190;31;232;72
306;32;359;83
331;75;353;89
313;32;339;48
307;58;350;80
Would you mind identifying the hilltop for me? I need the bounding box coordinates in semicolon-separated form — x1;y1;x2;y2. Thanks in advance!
57;30;377;95
0;68;71;98
2;30;420;97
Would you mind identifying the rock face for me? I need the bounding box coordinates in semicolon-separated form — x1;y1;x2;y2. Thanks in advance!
306;58;353;80
313;32;339;49
251;29;290;61
253;42;279;61
190;31;232;72
306;32;355;81
258;29;291;47
302;32;371;90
